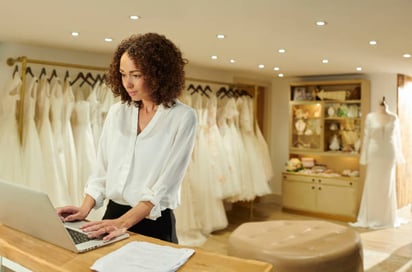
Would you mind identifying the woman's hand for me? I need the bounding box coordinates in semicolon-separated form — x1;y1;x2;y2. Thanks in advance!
56;206;88;222
81;219;128;241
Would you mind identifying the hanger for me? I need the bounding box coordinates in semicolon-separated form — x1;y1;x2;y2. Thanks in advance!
70;72;87;86
47;69;58;82
12;65;19;78
39;67;47;79
64;71;70;82
25;66;35;78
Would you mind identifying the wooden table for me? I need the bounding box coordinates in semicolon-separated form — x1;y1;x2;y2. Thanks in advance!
0;224;272;272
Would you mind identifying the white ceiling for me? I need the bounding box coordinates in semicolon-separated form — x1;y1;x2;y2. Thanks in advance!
1;0;411;78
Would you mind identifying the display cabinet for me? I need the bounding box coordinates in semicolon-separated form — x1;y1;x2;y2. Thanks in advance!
282;79;370;221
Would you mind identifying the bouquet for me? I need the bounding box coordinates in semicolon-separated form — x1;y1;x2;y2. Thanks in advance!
285;158;303;172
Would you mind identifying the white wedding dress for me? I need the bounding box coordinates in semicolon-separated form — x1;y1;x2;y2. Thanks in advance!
351;111;405;228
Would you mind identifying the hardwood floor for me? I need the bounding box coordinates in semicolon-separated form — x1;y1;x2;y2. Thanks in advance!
196;195;412;272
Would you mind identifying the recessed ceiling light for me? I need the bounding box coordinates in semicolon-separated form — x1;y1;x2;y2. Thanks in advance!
403;53;411;58
356;67;363;71
258;64;265;69
369;40;377;46
216;34;225;39
130;15;140;20
322;59;329;64
278;73;284;77
315;20;327;26
211;55;218;60
278;49;286;54
229;59;236;63
273;66;280;71
71;32;79;37
104;38;113;42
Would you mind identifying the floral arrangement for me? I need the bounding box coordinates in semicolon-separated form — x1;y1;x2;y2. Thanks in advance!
285;158;304;172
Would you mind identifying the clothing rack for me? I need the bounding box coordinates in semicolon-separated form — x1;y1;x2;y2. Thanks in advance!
186;77;264;219
185;77;260;125
6;56;108;143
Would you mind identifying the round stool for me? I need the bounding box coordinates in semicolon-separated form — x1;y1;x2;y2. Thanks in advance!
228;220;363;272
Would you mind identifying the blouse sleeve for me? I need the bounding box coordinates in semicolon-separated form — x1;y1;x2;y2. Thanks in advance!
84;105;113;209
141;108;197;219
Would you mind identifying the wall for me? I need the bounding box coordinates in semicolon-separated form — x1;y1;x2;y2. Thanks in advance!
0;42;111;95
1;42;399;204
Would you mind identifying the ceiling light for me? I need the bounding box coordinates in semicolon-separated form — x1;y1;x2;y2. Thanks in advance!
273;67;280;71
258;64;265;69
229;59;236;63
211;55;218;60
278;73;284;77
278;49;286;54
71;32;79;37
369;40;377;45
315;20;327;26
216;34;225;39
104;38;113;42
130;15;140;20
356;67;363;71
322;59;329;64
403;53;411;58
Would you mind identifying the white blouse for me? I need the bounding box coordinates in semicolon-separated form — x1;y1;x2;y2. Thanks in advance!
85;100;197;220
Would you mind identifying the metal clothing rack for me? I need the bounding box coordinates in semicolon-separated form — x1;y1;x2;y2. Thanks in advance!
6;56;108;143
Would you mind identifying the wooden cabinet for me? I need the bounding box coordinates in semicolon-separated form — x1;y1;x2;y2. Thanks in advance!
282;79;370;221
282;173;359;220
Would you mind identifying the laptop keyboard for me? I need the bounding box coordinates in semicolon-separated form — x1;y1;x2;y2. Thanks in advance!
66;228;94;244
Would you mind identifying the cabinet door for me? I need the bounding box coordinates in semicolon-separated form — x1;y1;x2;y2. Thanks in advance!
316;184;356;217
282;180;317;212
290;102;323;151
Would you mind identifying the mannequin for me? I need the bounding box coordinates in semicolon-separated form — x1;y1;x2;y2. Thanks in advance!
350;97;405;229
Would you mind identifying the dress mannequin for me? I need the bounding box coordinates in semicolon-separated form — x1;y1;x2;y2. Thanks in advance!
350;97;406;228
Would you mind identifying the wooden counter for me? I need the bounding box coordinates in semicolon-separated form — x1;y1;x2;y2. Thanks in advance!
0;224;272;272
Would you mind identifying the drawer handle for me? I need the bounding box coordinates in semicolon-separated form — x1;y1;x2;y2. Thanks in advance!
318;187;322;190
312;186;315;190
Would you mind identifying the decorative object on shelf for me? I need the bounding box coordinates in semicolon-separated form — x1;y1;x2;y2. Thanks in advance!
295;119;306;135
329;134;340;151
317;89;347;101
329;122;338;131
327;106;336;117
301;157;315;168
285;158;304;172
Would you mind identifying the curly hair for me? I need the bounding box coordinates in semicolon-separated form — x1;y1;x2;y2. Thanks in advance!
106;33;187;107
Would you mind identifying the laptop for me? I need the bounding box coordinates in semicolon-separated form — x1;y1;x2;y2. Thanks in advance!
0;179;129;253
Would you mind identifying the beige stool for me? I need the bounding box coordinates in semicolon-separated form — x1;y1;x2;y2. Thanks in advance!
228;220;363;272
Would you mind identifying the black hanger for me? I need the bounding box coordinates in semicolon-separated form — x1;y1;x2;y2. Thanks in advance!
12;65;19;78
25;66;35;78
47;69;58;82
70;72;86;86
81;72;99;87
64;71;70;82
39;67;47;79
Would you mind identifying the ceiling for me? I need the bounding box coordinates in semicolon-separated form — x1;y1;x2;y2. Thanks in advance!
1;0;411;78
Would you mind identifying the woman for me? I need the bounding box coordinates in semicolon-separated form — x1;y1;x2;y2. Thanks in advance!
57;33;197;243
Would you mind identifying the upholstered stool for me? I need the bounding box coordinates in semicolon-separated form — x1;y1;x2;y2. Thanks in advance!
228;220;363;272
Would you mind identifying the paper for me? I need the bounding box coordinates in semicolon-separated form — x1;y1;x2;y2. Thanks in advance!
91;241;195;272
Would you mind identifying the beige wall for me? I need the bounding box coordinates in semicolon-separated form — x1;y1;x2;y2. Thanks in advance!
0;42;399;203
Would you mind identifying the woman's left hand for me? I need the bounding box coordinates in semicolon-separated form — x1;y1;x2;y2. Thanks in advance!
81;219;127;241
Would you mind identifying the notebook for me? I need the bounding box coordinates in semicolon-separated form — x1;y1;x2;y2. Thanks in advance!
0;179;129;253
